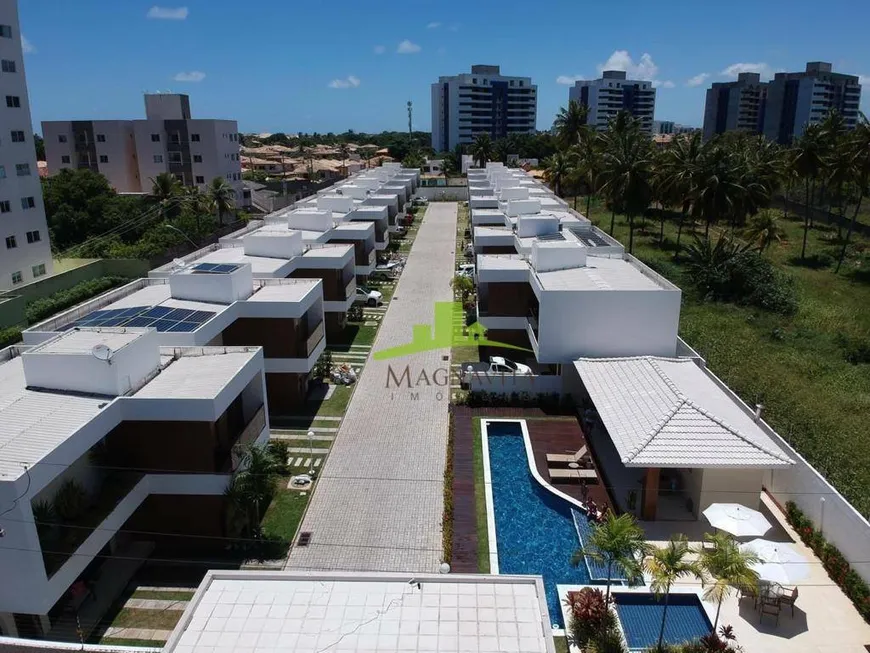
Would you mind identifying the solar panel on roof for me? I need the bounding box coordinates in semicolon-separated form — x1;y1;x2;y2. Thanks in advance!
61;304;215;334
151;319;177;331
167;322;199;332
142;306;174;318
124;316;158;328
536;232;565;242
566;225;609;247
164;308;194;321
191;262;240;274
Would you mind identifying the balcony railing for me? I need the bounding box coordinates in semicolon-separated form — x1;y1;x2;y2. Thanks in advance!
305;320;325;356
527;310;539;339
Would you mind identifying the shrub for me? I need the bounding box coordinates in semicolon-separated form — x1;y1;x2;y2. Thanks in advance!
25;276;129;324
313;349;333;379
266;441;290;476
347;304;363;322
52;479;89;522
565;588;611;648
0;326;22;349
442;409;455;563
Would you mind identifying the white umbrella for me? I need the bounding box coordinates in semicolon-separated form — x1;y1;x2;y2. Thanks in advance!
702;503;772;538
740;539;811;585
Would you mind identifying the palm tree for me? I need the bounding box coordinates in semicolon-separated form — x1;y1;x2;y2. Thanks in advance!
542;150;572;197
744;209;786;252
337;143;350;173
181;186;210;234
553;99;589;149
660;132;703;255
792;123;826;259
207;177;236;226
149;172;181;221
571;513;651;606
225;443;283;531
645;535;704;651
837;114;870;272
574;130;601;219
493;138;510;164
472;133;494;168
692;143;744;239
697;532;761;631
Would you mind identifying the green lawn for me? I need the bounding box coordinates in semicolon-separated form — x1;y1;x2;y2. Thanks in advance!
131;590;195;602
101;638;166;647
327;324;378;349
109;607;184;630
277;438;332;450
472;417;490;573
261;480;311;542
553;636;570;653
572;195;870;517
303;383;353;419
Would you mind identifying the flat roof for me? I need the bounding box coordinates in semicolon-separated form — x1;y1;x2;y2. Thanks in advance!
535;256;665;291
186;247;290;275
165;571;554;653
302;243;353;259
30;328;142;355
474;226;513;238
251;279;319;303
574;356;794;468
134;350;257;400
478;254;528;271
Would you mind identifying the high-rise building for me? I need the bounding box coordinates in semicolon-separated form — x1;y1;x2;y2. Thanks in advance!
763;62;861;144
430;65;537;152
702;72;768;141
43;93;248;205
0;1;53;289
569;71;656;133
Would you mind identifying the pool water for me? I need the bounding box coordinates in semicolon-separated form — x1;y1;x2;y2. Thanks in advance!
613;593;713;650
486;421;591;625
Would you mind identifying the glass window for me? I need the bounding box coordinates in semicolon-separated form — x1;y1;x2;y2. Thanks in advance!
151;133;160;142
61;155;70;164
168;152;182;163
1;60;15;73
193;154;202;163
58;134;67;143
15;163;30;176
5;95;20;108
10;130;24;142
191;133;200;142
170;131;181;144
0;201;9;213
11;271;22;285
195;175;204;184
96;134;106;143
99;155;108;163
5;235;15;249
153;154;163;163
20;196;34;209
0;26;12;39
32;264;46;278
26;230;40;243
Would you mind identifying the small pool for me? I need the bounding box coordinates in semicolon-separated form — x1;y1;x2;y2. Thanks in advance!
485;420;591;626
613;593;713;650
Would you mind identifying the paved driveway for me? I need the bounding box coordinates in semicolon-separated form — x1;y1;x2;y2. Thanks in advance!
287;202;458;572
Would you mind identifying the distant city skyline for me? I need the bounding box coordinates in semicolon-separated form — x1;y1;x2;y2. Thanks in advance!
20;0;870;135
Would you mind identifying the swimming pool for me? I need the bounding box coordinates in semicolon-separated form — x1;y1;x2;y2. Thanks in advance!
613;592;713;650
484;420;592;626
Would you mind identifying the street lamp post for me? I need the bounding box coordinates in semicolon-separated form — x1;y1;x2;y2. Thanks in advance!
163;223;199;249
308;430;316;477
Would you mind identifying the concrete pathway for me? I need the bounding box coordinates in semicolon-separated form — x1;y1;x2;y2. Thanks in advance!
287;203;457;573
103;627;174;641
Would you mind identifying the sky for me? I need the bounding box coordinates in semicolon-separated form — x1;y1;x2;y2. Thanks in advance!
20;0;870;136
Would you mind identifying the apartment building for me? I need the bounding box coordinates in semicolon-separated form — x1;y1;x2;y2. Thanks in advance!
42;93;247;205
0;328;269;637
468;163;569;214
0;1;53;289
431;65;537;151
150;230;355;337
24;262;325;414
569;70;657;133
763;61;862;144
702;72;768;140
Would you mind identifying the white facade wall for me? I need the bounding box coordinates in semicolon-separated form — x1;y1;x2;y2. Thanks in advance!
569;73;656;133
0;2;52;289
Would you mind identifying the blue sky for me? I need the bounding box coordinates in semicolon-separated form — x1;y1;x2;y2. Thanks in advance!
21;0;870;136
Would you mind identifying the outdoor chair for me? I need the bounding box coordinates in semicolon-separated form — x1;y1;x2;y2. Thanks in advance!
546;445;588;465
548;467;598;482
760;599;780;625
778;585;798;616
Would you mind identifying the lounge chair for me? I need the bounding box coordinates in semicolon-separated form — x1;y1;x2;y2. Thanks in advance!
778;586;798;617
548;468;598;482
546;445;589;465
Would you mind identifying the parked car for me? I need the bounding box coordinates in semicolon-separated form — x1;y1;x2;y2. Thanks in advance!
355;286;383;306
457;264;475;279
412;196;428;206
461;356;533;384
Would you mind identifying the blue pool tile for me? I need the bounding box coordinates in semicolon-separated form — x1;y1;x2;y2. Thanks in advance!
614;593;713;650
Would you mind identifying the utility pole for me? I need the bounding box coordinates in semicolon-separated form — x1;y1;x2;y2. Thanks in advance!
407;100;413;138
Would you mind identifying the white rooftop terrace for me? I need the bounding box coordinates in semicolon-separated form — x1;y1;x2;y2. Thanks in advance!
164;571;555;653
534;255;666;292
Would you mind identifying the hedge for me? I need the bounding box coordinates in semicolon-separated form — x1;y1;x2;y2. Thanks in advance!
442;407;455;564
25;276;129;324
0;326;22;349
785;501;870;622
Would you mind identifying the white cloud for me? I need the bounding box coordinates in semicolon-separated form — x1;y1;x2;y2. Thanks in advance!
720;62;773;80
397;39;421;54
21;35;35;53
146;6;188;19
653;80;675;89
328;75;361;89
598;50;659;80
427;22;441;29
556;74;584;85
373;45;386;55
173;71;205;82
686;73;710;87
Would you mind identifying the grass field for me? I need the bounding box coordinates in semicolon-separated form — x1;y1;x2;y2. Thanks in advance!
261;480;311;542
572;195;870;517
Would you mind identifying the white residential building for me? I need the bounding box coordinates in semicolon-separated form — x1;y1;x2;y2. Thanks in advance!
0;328;269;637
569;70;656;133
23;262;325;414
431;65;537;151
42;93;247;205
0;0;53;289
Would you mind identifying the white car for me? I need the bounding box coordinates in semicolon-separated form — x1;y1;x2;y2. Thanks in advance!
489;356;532;375
355;286;383;306
457;264;475;279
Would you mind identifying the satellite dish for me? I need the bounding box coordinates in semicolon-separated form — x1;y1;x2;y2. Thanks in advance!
91;344;113;362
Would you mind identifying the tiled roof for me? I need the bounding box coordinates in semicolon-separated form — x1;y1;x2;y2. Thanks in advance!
574;356;793;468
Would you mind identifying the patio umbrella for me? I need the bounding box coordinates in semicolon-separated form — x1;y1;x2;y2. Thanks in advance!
702;503;772;538
740;539;811;585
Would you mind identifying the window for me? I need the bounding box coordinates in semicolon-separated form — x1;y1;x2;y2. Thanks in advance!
58;134;67;143
5;95;20;108
99;155;108;163
472;78;477;84
10;130;24;142
0;201;9;213
153;154;163;163
168;152;182;164
16;163;30;176
96;134;106;143
32;264;45;278
1;60;15;73
5;235;16;249
195;175;204;184
20;196;34;209
11;271;22;285
193;154;202;163
170;131;180;144
0;25;12;39
61;155;70;164
510;80;514;86
26;230;40;243
150;133;160;142
191;133;200;142
519;81;524;87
